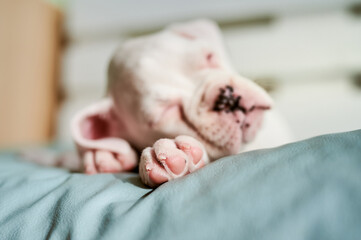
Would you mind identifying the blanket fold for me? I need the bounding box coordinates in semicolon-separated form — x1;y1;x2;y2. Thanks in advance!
1;130;360;240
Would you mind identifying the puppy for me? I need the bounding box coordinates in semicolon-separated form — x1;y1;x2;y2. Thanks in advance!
71;19;288;187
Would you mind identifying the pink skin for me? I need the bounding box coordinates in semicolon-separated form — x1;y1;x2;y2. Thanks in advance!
71;20;272;187
139;136;207;188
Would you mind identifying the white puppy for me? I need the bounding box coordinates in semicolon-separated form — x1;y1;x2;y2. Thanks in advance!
71;19;290;187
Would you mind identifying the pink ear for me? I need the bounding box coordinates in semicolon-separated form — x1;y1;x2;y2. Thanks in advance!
71;98;135;157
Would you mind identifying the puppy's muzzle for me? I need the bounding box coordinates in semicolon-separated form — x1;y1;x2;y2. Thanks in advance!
200;74;272;143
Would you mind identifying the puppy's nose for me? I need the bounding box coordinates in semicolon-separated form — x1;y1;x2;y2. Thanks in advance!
213;85;247;113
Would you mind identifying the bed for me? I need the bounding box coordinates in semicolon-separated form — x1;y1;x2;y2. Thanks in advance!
1;130;360;239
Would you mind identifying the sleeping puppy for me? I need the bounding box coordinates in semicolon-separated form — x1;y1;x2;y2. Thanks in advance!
71;19;287;187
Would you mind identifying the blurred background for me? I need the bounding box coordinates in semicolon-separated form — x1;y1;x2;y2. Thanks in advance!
0;0;360;149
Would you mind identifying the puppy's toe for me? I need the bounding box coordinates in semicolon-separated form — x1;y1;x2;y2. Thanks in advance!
94;150;122;173
114;153;138;171
175;135;209;172
84;151;98;174
139;147;170;187
153;139;188;176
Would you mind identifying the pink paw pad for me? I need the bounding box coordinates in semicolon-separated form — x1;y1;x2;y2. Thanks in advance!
139;136;209;188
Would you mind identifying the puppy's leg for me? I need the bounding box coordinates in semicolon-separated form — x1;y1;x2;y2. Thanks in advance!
72;98;138;174
139;135;209;187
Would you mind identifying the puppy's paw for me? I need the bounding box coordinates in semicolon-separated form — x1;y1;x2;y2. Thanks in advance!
83;150;137;174
139;135;209;187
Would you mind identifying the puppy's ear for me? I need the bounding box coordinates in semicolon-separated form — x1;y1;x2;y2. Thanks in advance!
168;19;222;42
168;19;232;70
71;98;135;157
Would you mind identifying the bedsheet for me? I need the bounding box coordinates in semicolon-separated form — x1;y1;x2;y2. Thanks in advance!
1;130;361;239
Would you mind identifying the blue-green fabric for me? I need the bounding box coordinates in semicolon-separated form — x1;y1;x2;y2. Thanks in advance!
1;130;361;240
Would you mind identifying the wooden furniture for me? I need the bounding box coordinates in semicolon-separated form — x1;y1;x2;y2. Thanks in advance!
0;0;62;148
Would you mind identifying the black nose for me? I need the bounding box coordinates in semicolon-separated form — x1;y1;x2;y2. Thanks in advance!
213;85;246;113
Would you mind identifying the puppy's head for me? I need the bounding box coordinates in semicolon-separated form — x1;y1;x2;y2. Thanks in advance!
108;20;272;159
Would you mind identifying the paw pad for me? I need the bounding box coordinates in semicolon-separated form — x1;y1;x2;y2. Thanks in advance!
139;136;209;187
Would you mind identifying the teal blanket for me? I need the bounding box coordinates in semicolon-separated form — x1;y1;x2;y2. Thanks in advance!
1;130;361;240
